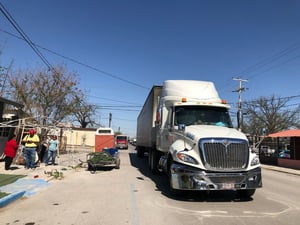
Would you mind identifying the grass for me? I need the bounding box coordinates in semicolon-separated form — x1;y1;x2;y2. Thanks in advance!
0;174;26;199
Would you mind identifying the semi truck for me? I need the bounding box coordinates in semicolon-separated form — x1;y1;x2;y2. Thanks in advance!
136;80;262;197
115;135;129;149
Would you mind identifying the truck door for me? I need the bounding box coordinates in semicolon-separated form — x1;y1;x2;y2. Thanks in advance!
156;106;172;151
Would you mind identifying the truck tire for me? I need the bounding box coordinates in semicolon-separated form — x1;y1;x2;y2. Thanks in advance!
148;149;160;174
237;189;256;198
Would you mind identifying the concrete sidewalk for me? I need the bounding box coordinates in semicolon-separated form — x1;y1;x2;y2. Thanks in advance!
261;164;300;176
0;152;88;208
0;151;88;177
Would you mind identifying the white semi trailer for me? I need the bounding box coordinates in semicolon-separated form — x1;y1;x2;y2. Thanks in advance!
136;80;262;197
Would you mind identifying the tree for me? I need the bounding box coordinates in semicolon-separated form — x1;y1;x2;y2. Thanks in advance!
243;95;300;136
71;92;97;128
9;65;82;128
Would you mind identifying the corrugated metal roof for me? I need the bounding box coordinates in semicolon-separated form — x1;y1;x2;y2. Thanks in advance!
0;96;23;108
269;129;300;137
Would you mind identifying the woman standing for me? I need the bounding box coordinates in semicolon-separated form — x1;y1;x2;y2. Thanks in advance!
45;135;59;165
4;134;18;170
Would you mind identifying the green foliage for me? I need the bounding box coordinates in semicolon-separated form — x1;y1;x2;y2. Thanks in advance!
114;131;122;136
44;169;64;179
87;152;114;164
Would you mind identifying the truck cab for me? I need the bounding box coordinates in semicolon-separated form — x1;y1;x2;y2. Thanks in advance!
137;80;262;197
115;135;128;149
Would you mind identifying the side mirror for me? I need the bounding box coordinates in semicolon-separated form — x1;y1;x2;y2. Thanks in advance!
178;124;185;132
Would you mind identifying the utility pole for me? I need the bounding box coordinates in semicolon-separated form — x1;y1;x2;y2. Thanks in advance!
0;66;8;97
109;113;112;128
233;78;248;131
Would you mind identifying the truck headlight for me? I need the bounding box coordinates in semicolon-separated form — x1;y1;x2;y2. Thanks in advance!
251;155;260;166
177;152;198;164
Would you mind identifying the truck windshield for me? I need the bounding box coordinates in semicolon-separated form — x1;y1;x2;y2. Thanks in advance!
174;106;233;128
116;136;127;141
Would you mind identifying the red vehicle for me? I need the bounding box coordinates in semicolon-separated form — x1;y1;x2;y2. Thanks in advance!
115;135;128;149
95;127;115;152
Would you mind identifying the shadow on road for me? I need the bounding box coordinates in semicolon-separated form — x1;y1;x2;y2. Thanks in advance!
129;152;253;202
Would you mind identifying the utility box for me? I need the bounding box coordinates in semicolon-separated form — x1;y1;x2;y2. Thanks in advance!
95;127;115;152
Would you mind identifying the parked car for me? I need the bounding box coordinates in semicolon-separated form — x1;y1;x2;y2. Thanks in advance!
129;138;136;146
279;149;290;158
260;146;275;156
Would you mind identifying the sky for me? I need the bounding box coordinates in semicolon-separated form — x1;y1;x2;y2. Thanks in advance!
1;0;300;137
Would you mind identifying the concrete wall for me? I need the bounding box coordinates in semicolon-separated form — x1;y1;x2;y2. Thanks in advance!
62;128;97;151
278;158;300;170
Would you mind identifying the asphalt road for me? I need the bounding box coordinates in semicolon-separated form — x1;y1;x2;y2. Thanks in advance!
0;145;300;225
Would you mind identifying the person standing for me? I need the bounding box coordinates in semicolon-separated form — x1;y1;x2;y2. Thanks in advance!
22;129;40;169
39;136;49;163
45;135;59;165
4;134;18;170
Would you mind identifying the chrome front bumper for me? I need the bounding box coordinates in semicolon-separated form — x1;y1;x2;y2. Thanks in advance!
170;162;262;191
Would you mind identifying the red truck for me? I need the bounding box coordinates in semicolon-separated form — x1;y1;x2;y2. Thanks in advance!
115;135;128;149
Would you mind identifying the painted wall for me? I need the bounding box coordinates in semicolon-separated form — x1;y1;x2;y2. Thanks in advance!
278;159;300;170
62;128;97;151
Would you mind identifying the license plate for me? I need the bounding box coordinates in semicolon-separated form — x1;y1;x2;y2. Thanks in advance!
222;183;235;190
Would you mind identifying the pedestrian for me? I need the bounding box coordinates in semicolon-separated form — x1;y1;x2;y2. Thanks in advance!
39;136;49;163
4;134;18;170
22;129;40;169
45;135;59;165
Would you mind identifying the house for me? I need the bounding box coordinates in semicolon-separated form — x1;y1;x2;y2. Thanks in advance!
61;127;98;152
0;96;23;156
268;129;300;170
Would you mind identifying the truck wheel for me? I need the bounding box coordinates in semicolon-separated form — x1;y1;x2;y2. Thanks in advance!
89;165;96;174
149;149;160;174
237;189;256;198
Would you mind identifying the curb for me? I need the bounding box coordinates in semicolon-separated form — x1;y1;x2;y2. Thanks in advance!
0;169;72;208
0;191;26;208
261;165;300;176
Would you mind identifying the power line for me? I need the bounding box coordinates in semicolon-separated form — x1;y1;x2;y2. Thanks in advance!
39;45;149;90
244;94;300;105
96;105;141;108
0;3;56;73
233;42;300;80
245;53;300;81
0;28;143;109
112;117;137;122
218;41;300;96
88;94;141;105
0;29;149;90
98;107;140;112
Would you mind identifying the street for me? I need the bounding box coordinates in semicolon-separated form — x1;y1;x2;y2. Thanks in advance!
1;145;300;225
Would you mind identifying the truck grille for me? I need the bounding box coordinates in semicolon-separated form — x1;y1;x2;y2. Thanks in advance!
199;138;249;171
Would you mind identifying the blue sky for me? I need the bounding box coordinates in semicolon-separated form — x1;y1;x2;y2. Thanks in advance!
1;0;300;137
